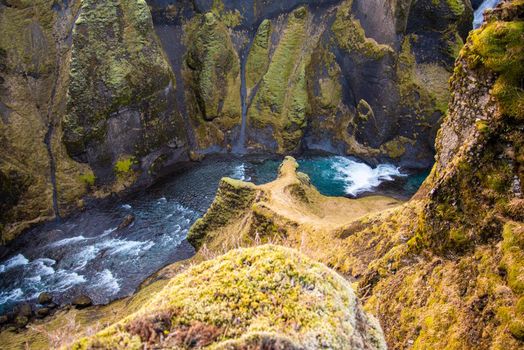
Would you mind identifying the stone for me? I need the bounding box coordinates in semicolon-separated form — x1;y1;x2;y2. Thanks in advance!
72;295;93;309
0;315;8;324
189;150;204;162
37;292;53;305
117;214;135;230
15;302;32;318
35;307;50;318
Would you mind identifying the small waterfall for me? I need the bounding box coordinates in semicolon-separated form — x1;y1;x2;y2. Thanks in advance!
473;0;501;29
233;36;255;154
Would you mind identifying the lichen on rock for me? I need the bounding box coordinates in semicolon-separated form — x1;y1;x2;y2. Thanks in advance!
70;245;387;350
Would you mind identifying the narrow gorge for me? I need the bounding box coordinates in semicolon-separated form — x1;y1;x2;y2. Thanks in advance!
0;0;522;349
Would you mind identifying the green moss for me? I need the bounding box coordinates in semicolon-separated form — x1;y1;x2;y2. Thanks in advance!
467;20;524;119
79;171;96;187
475;119;490;133
211;0;242;28
246;19;272;90
247;7;309;153
509;318;524;340
501;222;524;294
184;12;241;147
380;136;416;160
357;99;374;121
188;178;257;249
70;245;386;349
64;0;176;157
114;156;136;177
449;227;467;246
445;0;466;16
331;1;392;59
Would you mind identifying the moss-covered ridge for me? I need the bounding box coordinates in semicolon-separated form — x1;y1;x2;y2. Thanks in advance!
70;245;386;349
183;11;241;150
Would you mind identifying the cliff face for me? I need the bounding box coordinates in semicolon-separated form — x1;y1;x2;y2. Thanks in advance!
0;0;188;242
62;0;187;185
0;0;86;241
151;0;473;165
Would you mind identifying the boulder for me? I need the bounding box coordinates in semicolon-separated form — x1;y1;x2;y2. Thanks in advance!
72;295;93;309
14;302;32;318
37;292;53;305
35;307;50;319
117;214;135;230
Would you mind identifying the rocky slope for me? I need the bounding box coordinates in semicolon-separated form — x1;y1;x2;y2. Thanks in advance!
1;0;474;242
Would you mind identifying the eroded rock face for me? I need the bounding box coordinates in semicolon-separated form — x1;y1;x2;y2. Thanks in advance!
71;245;387;350
0;0;188;242
63;0;187;184
150;0;473;166
0;0;87;242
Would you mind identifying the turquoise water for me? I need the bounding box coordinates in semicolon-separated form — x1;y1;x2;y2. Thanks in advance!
250;156;428;199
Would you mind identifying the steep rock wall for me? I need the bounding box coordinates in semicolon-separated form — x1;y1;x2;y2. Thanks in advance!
149;0;473;167
0;0;189;242
0;0;87;242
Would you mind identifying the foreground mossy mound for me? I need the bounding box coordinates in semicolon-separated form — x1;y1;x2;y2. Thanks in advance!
71;245;386;349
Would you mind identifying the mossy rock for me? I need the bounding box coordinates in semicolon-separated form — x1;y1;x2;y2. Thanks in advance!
63;0;180;164
247;7;310;153
70;245;387;349
183;11;241;149
188;178;257;249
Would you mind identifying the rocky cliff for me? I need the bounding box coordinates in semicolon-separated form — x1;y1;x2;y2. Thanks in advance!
152;0;473;164
0;0;188;242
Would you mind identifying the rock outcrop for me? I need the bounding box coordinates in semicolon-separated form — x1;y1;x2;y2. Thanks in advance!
70;245;387;349
63;0;187;185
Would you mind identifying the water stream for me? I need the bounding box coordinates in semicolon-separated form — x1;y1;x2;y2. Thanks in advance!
0;155;428;315
233;36;255;154
473;0;501;29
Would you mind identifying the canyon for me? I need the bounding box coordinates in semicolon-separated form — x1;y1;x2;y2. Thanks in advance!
0;0;523;349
